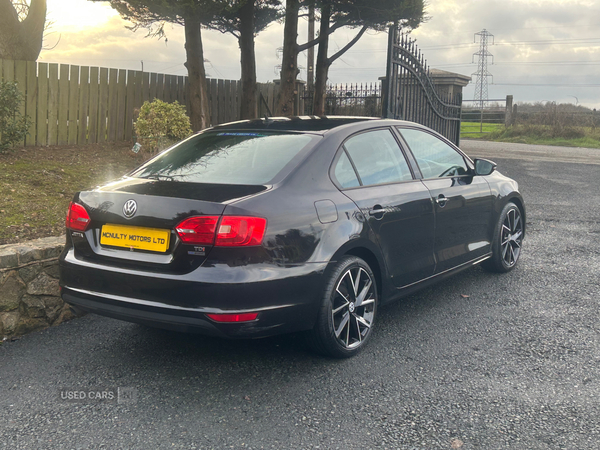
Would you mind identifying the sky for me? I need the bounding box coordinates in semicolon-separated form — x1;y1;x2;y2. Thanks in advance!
38;0;600;109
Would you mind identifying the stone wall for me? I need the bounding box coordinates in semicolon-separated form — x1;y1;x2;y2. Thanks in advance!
0;236;77;339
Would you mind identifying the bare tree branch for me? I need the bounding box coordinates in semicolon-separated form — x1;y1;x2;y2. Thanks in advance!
327;25;368;65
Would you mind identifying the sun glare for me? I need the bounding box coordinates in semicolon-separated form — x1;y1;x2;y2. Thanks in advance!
47;0;119;31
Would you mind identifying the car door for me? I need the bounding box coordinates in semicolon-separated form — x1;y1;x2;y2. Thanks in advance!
397;127;494;273
332;128;436;288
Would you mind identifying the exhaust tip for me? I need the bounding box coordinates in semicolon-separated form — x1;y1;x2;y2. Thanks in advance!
69;305;86;317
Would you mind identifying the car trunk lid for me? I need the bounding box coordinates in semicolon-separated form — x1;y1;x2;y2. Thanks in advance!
71;178;268;271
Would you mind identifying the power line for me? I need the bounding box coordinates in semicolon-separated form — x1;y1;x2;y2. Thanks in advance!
492;83;600;87
495;37;600;45
422;43;477;50
494;60;600;66
477;24;594;32
436;60;600;68
335;36;600;56
421;24;599;38
421;36;600;51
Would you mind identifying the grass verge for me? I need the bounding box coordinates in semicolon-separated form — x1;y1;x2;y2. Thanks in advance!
0;143;146;245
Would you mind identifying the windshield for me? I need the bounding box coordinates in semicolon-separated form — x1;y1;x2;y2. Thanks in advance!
130;132;316;185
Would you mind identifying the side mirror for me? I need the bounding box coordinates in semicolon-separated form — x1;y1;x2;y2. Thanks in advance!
474;158;497;176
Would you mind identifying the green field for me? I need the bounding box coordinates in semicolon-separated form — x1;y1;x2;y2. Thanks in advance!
460;122;600;148
460;121;504;135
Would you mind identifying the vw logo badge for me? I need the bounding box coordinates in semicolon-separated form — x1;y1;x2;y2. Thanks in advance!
123;199;137;218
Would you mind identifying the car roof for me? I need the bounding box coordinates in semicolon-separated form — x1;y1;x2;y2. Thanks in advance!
202;117;462;154
208;116;382;133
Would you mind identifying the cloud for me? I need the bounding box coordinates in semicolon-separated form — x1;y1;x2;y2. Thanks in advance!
409;0;600;106
41;16;188;74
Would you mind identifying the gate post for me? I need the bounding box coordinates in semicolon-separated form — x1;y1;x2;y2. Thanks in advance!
456;92;462;146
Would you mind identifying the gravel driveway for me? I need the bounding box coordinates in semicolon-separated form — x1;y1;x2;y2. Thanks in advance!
1;140;599;449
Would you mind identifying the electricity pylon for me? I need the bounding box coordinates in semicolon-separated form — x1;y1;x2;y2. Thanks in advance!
472;29;494;109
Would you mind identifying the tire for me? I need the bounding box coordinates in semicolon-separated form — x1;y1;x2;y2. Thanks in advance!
307;256;378;358
482;201;524;273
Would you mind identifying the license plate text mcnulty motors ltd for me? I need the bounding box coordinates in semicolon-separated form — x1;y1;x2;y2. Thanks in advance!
100;224;170;252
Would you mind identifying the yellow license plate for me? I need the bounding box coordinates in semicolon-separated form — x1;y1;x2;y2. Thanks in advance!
100;224;170;252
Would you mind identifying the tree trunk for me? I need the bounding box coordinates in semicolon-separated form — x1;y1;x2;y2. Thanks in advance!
313;25;368;116
184;16;211;131
312;2;331;116
0;0;46;61
276;0;300;116
238;0;257;120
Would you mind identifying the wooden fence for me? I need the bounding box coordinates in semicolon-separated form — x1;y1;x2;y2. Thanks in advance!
0;58;282;147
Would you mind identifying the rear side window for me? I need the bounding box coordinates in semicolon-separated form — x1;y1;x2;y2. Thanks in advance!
341;129;413;187
130;132;315;185
334;151;360;189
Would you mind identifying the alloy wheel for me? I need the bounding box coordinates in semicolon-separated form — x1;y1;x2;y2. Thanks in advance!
331;266;376;349
501;207;523;267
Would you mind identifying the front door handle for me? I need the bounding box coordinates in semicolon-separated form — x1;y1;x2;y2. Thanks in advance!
436;195;448;207
368;204;386;219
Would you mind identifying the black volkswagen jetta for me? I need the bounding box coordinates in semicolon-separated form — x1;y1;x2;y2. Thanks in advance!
59;117;525;358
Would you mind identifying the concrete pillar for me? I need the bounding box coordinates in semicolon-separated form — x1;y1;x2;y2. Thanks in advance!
505;95;513;126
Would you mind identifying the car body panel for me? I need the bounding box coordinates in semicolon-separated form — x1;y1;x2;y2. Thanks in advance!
421;175;494;272
340;181;436;287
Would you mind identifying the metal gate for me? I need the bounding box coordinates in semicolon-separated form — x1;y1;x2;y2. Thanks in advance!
383;26;462;145
302;83;382;117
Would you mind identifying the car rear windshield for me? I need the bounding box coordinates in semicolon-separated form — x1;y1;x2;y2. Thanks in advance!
130;132;315;185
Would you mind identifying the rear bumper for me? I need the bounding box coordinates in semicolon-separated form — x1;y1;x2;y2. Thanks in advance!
59;249;327;338
62;287;311;338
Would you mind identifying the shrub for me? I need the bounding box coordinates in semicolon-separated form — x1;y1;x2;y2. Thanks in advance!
0;81;31;151
134;99;192;153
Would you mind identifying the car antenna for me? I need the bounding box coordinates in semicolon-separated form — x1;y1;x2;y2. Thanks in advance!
260;92;273;123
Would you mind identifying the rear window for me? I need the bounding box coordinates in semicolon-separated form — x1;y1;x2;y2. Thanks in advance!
130;132;315;185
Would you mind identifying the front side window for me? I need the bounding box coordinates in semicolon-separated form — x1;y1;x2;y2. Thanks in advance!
130;132;315;185
399;128;469;179
337;129;413;187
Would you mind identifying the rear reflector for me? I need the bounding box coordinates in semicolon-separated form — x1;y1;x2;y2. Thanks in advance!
66;202;91;232
206;313;259;323
175;215;266;247
175;216;220;245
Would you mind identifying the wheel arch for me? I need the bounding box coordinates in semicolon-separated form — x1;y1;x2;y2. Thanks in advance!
506;194;526;236
328;240;388;301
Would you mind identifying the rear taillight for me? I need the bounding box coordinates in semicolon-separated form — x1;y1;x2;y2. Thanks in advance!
206;313;259;323
175;216;266;247
215;216;266;247
175;216;220;245
66;202;91;231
